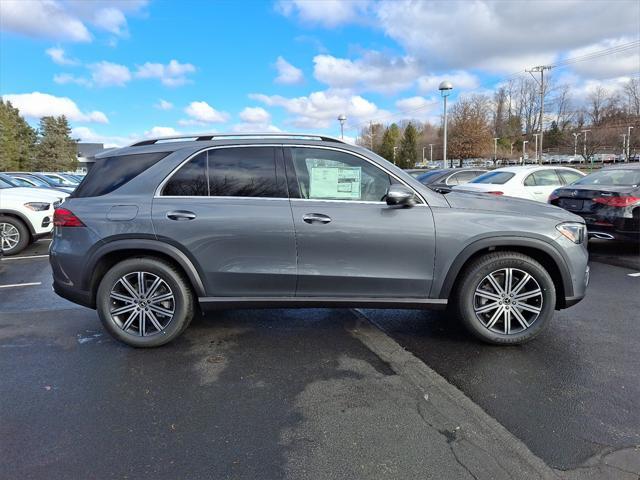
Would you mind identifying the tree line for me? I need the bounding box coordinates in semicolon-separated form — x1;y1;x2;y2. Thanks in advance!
357;77;640;166
0;100;78;172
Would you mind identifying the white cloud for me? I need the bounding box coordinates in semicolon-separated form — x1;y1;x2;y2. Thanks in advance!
231;123;281;133
135;59;196;87
45;47;79;66
89;61;131;87
182;101;229;124
144;126;180;138
250;90;384;129
417;71;480;94
239;107;271;123
71;126;128;148
274;56;304;85
154;99;174;110
2;92;108;124
375;0;640;72
564;37;640;80
0;0;148;42
313;52;421;94
53;73;91;86
276;0;371;28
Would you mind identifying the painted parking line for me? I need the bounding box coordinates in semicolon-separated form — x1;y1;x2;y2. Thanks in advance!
0;282;42;289
1;254;50;261
628;272;640;277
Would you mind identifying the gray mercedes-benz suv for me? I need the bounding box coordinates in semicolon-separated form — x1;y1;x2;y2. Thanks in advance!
50;133;589;347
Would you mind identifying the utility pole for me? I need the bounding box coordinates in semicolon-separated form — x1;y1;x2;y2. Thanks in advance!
533;133;539;162
627;126;634;162
393;146;398;162
526;65;553;165
522;140;529;165
429;144;433;163
422;146;426;164
510;142;514;156
572;132;581;161
581;129;591;161
493;137;499;164
622;134;627;162
369;121;374;150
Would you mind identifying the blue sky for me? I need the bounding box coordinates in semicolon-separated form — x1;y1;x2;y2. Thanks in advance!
1;0;639;146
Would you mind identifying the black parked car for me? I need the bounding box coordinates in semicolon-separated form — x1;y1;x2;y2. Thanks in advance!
414;168;488;192
549;164;640;242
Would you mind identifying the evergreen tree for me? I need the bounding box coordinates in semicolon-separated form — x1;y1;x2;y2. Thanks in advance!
397;122;418;168
0;100;37;171
545;121;563;149
35;116;77;171
379;123;400;163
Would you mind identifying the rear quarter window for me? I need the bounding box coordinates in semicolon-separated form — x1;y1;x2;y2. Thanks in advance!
73;151;171;198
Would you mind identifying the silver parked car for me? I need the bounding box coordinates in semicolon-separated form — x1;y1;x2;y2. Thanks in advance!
50;133;589;347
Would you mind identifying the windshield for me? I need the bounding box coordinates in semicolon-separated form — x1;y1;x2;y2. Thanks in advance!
16;175;49;187
470;171;516;185
0;177;15;189
574;169;640;187
43;174;78;186
416;170;446;184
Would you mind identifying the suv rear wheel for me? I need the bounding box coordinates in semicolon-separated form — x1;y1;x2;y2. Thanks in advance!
454;252;556;345
96;257;194;347
0;215;29;256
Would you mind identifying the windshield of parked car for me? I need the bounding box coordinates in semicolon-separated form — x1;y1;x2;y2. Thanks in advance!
469;171;515;184
415;170;446;184
573;169;640;187
16;175;49;187
0;177;15;189
43;174;78;186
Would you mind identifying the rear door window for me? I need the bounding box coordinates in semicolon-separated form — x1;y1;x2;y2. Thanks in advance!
525;170;562;186
556;169;583;185
163;152;208;196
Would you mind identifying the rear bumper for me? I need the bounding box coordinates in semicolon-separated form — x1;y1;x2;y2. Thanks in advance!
52;278;95;309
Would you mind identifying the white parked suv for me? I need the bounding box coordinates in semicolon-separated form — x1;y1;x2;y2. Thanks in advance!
452;166;585;202
0;175;68;255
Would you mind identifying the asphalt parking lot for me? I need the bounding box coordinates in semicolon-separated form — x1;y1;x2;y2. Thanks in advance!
1;238;639;479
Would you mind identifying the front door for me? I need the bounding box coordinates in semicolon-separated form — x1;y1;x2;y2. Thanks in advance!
152;146;297;297
284;146;436;298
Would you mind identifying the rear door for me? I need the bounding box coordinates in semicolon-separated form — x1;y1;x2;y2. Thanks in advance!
523;169;564;202
152;146;297;297
284;146;436;298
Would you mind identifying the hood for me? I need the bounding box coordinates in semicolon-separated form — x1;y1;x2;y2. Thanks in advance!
445;190;583;223
3;187;68;202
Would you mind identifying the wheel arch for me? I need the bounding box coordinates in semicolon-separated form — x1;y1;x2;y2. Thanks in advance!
438;236;573;310
0;209;35;236
84;238;206;306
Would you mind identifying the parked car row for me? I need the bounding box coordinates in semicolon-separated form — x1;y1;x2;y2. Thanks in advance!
0;173;69;255
2;171;83;193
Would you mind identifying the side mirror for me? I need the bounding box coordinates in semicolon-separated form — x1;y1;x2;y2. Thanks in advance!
386;184;416;207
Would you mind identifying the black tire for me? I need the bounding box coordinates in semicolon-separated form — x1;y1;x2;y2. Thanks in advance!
453;252;556;345
0;215;30;256
96;257;194;347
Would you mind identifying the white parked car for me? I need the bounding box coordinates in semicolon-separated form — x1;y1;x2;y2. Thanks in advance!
0;175;68;255
452;166;585;202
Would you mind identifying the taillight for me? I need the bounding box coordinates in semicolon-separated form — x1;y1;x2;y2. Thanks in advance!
548;192;559;202
53;208;85;227
487;191;504;196
592;196;640;207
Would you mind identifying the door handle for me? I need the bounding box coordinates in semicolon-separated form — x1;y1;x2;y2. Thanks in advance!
303;213;331;224
167;210;196;221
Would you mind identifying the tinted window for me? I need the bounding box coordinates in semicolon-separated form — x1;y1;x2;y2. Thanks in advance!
290;147;393;202
0;177;13;189
525;170;561;186
557;170;584;185
208;147;282;198
163;152;208;196
446;171;484;185
470;171;515;184
574;169;640;187
73;151;171;198
416;170;446;185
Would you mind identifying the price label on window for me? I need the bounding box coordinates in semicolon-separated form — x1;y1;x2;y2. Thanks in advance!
309;166;362;200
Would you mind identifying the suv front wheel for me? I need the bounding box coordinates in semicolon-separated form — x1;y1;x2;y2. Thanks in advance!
0;215;29;256
454;252;556;345
97;257;194;347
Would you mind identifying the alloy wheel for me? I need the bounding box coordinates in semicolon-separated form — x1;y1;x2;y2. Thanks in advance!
109;271;175;336
0;223;20;251
473;268;543;335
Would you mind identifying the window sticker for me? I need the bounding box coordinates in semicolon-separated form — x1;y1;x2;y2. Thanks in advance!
309;165;362;199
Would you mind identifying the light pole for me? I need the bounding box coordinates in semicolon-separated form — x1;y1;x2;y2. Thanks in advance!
429;144;433;163
422;146;426;164
581;129;591;164
627;126;634;162
493;137;499;164
510;142;514;156
622;134;627;162
522;140;529;164
572;132;581;161
393;146;398;162
533;133;539;162
439;81;453;168
337;114;346;139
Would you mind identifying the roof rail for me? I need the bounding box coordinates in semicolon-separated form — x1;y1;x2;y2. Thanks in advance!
128;133;345;147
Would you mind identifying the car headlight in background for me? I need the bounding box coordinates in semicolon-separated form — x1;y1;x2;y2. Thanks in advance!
556;222;586;244
24;202;51;211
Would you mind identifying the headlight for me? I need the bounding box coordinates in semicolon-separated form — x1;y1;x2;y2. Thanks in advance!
556;222;585;244
24;202;51;211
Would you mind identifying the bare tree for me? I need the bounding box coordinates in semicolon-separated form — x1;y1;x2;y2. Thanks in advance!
623;78;640;116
